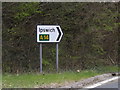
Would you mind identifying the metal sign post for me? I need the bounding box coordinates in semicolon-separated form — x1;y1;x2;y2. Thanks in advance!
37;25;63;73
56;43;59;72
40;44;42;73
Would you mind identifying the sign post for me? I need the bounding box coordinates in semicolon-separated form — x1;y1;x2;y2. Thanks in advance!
56;43;58;72
37;25;63;73
40;44;42;73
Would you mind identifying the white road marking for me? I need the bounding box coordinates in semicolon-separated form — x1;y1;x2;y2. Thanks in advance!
84;76;119;88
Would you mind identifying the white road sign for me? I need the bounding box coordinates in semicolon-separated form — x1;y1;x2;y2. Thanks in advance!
37;25;63;43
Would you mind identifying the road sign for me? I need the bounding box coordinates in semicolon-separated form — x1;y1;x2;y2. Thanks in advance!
37;25;63;73
37;25;63;43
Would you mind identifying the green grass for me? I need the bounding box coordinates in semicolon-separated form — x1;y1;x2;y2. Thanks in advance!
2;71;99;88
0;74;2;89
2;66;118;88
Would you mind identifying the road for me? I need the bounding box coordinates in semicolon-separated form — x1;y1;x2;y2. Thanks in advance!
96;79;119;88
87;77;119;90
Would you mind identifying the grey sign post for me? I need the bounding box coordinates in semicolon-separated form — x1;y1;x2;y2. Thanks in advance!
56;43;59;72
37;25;63;73
40;43;42;73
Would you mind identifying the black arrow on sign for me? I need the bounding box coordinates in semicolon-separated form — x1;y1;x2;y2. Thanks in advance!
56;27;61;41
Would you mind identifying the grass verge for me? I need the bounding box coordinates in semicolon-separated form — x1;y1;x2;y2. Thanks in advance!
0;74;2;89
2;66;118;88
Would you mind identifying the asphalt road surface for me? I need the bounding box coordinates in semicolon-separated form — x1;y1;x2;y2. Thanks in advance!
96;79;119;88
89;78;119;90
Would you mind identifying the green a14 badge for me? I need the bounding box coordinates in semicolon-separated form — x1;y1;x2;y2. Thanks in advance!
39;34;49;41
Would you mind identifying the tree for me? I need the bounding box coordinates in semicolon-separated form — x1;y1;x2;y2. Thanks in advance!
2;2;119;73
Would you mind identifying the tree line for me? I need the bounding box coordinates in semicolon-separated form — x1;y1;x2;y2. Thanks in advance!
2;2;119;73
